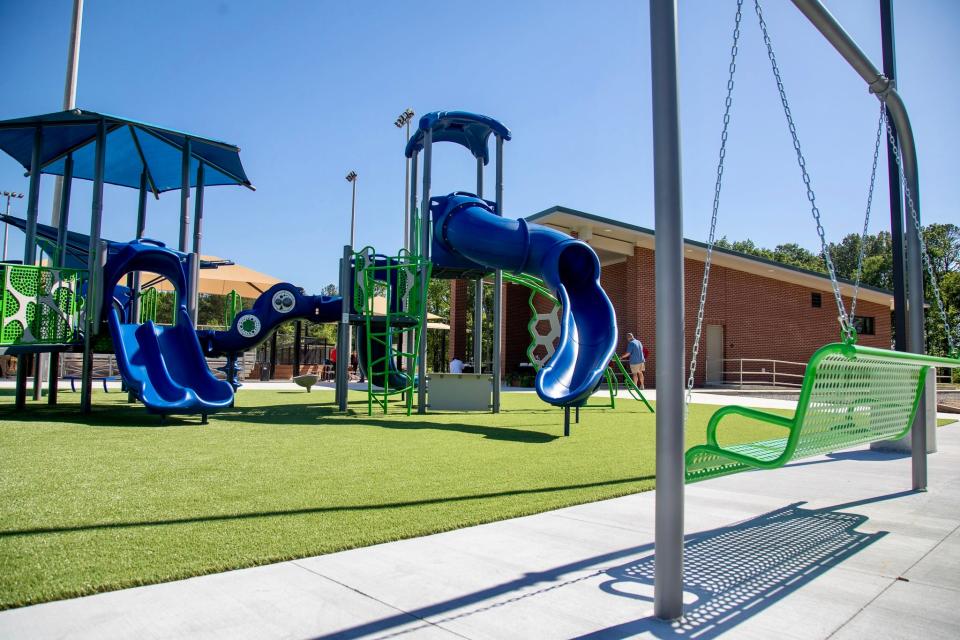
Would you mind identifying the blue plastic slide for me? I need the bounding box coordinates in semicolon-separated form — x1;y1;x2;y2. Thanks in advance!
355;322;409;390
102;240;234;415
431;192;617;407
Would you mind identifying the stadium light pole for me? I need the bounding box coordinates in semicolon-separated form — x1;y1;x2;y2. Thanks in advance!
346;171;358;248
2;191;24;261
394;108;415;251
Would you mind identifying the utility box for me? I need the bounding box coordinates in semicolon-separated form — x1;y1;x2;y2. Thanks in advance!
429;373;492;411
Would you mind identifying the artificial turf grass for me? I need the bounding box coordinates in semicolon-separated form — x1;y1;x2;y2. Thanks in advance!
0;389;789;610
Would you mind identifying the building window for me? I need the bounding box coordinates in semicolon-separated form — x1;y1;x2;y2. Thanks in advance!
853;316;875;336
811;292;822;308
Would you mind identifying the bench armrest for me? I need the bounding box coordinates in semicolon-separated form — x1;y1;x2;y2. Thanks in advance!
706;405;794;447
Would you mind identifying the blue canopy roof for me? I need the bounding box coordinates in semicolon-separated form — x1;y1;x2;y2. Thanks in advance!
404;111;511;164
0;109;253;194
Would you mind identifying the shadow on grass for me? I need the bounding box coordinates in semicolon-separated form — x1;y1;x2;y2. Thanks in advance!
214;403;562;442
0;399;561;441
0;474;655;538
307;491;910;640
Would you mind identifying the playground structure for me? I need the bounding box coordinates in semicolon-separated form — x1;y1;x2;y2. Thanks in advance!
0;107;626;425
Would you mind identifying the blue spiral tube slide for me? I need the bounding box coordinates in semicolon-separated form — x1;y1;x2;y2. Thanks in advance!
432;192;618;407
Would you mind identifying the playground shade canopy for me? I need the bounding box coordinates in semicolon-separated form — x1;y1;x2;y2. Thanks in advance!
367;296;448;329
144;256;281;298
405;111;512;164
0;109;252;193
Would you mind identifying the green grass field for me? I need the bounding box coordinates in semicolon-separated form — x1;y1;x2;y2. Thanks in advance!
0;388;951;610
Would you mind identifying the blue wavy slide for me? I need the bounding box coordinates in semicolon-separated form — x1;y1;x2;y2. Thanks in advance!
431;192;618;407
196;283;342;388
102;240;234;415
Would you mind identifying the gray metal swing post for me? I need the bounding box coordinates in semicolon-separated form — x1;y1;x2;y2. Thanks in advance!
789;0;928;489
650;0;686;620
417;128;432;414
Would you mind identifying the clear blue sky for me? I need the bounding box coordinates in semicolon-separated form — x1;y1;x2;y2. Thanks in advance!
1;0;957;293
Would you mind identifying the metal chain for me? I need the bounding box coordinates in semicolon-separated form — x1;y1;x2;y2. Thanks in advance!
686;0;743;408
754;0;851;340
849;105;886;324
883;116;958;356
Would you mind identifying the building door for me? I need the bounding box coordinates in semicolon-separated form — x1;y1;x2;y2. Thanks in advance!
705;325;724;385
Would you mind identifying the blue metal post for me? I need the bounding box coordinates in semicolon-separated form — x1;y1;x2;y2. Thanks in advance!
179;138;191;252
80;118;107;414
54;154;74;269
14;126;44;410
190;162;205;325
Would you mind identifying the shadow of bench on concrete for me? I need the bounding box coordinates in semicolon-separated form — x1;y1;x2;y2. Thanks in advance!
590;499;889;639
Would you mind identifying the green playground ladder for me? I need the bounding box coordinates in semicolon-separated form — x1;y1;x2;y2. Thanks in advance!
353;247;431;416
138;287;159;324
502;271;652;412
685;342;960;483
0;263;84;346
224;289;242;327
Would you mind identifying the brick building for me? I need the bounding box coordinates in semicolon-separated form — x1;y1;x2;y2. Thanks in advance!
448;207;893;388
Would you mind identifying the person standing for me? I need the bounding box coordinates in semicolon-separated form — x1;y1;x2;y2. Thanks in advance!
621;332;646;389
449;356;464;374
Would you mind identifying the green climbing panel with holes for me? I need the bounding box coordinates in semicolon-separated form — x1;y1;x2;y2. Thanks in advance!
502;271;653;412
0;264;84;346
685;342;960;483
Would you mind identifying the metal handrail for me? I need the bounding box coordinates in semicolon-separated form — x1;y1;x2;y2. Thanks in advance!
719;357;807;389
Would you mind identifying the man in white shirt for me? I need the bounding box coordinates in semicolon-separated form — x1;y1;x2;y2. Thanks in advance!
449;357;464;374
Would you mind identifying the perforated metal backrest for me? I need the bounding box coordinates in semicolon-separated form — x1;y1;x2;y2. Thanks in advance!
790;345;929;458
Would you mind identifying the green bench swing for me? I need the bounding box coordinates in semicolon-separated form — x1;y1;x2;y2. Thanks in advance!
685;342;960;483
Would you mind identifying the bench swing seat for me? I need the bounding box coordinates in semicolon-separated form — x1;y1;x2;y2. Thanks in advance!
685;342;960;483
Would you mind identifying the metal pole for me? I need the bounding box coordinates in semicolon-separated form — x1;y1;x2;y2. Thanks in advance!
492;136;504;413
473;156;484;372
129;171;147;322
789;0;926;488
409;151;419;253
14;128;44;409
350;177;357;248
880;0;907;355
403;119;411;251
650;0;685;619
190;163;205;325
406;150;419;385
80;118;106;414
54;155;74;268
22;127;43;267
293;320;302;376
50;0;82;231
417;129;432;413
337;245;351;411
179;139;191;252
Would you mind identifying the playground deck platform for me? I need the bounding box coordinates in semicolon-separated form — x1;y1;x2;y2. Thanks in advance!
1;393;958;639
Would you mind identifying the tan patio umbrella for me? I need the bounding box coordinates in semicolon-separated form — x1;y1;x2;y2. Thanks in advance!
369;296;449;330
142;255;282;299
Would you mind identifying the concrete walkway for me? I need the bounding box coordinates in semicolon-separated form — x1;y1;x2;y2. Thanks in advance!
1;407;958;639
